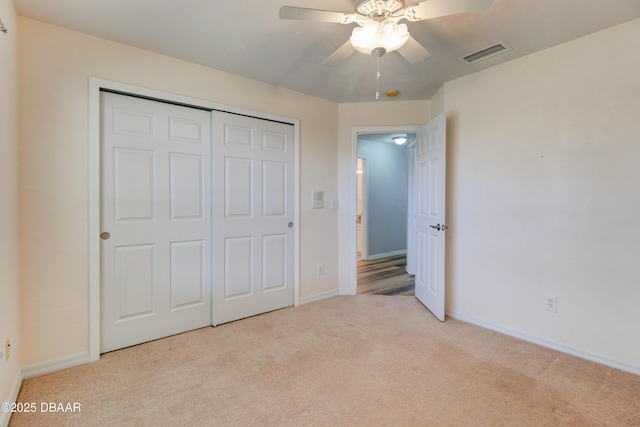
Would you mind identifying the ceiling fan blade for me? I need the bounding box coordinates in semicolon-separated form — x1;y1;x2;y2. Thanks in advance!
397;36;431;64
404;0;493;21
322;41;356;66
279;6;356;24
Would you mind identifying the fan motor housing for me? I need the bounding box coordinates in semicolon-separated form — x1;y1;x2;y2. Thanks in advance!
355;0;405;19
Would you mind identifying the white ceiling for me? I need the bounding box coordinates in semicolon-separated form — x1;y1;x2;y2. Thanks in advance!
13;0;640;103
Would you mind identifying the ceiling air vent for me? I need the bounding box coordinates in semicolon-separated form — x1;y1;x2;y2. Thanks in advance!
462;42;511;63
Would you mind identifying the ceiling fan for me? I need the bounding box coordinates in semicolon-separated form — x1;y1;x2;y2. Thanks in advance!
280;0;493;66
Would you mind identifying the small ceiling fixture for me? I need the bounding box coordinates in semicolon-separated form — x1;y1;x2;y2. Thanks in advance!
393;136;407;145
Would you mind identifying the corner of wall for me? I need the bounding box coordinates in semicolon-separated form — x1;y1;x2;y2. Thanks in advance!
0;0;23;420
0;372;23;427
430;85;445;117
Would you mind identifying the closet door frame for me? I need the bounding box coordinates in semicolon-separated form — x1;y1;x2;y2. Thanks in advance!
88;78;300;362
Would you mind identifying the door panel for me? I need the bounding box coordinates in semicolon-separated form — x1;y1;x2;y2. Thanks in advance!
114;148;154;221
170;154;204;220
114;244;155;319
170;240;206;309
212;111;294;325
224;236;253;299
101;92;211;353
263;234;287;291
263;161;287;216
415;113;447;321
225;157;253;217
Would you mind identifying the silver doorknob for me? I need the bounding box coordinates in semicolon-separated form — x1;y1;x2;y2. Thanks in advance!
288;222;293;228
429;224;441;231
100;232;111;240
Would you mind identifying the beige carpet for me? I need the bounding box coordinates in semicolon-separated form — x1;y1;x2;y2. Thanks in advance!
10;295;640;426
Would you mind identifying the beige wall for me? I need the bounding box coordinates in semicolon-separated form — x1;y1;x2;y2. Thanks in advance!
441;18;640;368
18;17;339;366
337;100;431;294
0;0;20;415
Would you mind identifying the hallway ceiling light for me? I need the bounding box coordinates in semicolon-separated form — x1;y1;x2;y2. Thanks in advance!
392;136;407;145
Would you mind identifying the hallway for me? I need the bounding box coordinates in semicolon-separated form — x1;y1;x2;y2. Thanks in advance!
357;255;414;296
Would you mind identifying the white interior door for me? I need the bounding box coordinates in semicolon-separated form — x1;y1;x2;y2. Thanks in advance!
406;143;416;276
100;92;212;353
212;111;294;325
415;113;447;321
356;158;366;259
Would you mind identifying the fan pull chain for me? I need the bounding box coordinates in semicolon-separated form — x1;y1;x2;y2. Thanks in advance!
376;57;381;100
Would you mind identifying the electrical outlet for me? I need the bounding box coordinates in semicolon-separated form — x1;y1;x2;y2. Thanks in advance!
5;338;10;362
317;264;324;276
544;295;557;313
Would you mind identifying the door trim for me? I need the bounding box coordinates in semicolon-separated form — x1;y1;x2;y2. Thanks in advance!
88;78;300;361
356;157;368;260
346;126;422;296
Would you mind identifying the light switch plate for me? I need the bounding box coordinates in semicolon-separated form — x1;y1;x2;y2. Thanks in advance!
312;190;324;208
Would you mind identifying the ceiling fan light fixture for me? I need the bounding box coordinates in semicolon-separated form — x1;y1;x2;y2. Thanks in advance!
350;19;409;56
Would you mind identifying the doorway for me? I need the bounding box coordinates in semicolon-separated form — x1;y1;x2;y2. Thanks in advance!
345;115;447;321
355;132;416;296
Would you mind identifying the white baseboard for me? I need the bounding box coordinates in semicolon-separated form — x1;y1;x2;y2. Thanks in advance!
365;250;406;261
22;351;91;380
447;310;640;376
298;289;340;305
1;371;23;427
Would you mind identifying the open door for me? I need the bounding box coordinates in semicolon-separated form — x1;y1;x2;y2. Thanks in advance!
356;158;367;260
415;113;446;321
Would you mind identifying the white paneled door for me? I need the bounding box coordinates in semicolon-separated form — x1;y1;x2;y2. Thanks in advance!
415;113;447;321
100;92;212;353
211;111;294;325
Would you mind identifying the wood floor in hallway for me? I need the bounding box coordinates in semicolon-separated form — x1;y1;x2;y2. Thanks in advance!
357;254;415;296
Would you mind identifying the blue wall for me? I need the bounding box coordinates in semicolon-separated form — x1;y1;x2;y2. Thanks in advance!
358;138;408;258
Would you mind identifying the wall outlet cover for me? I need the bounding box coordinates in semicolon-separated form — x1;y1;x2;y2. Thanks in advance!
544;295;557;313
